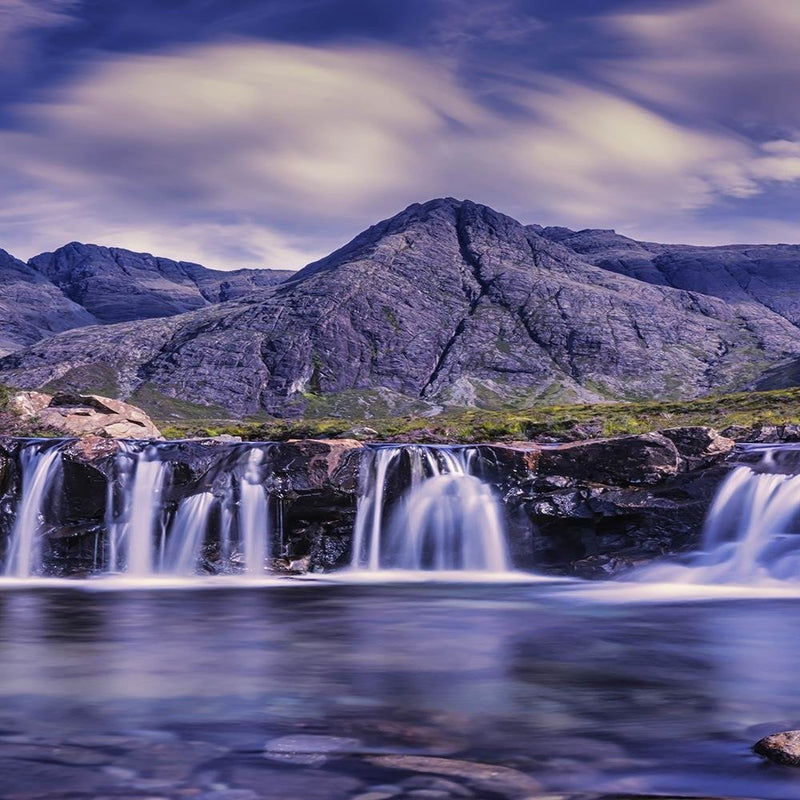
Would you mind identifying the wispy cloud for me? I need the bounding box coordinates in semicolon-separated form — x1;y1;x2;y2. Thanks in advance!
0;0;79;60
432;0;544;51
600;0;800;133
3;23;800;265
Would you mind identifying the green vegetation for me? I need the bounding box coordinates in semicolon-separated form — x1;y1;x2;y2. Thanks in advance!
158;386;800;443
128;383;230;421
42;362;120;397
4;377;800;442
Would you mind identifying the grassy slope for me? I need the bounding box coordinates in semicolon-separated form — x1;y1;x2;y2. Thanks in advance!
157;387;800;442
3;380;800;441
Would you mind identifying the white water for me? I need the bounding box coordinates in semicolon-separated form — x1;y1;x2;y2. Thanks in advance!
106;444;170;576
639;451;800;585
3;443;65;577
238;448;270;575
161;492;215;575
351;446;511;573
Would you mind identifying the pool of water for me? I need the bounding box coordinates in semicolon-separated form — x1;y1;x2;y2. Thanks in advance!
0;578;798;799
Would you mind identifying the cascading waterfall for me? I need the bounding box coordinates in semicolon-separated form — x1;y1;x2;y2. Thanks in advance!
640;446;800;584
104;443;275;578
2;438;515;581
3;441;66;577
237;448;271;575
106;443;171;576
351;445;511;573
161;492;215;575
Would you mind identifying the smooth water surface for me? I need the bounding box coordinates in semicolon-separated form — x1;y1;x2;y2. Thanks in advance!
0;581;798;799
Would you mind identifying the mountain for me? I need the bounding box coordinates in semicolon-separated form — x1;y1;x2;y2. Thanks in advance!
0;248;97;356
29;243;294;323
3;198;800;418
538;226;800;325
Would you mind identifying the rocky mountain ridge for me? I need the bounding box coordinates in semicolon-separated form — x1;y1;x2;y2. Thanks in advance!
0;242;292;354
0;248;97;356
3;197;800;418
30;243;293;323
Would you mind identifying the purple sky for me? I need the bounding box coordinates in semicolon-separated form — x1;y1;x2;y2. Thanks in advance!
2;0;800;269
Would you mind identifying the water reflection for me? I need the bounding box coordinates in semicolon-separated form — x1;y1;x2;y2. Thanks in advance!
0;584;800;798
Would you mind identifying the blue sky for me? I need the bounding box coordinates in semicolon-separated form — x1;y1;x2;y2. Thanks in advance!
2;0;800;269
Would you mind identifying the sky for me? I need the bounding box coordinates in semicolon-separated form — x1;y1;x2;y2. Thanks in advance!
2;0;800;270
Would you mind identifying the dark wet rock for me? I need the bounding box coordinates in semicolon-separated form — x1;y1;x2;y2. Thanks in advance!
114;738;227;781
754;729;800;766
0;741;113;766
659;426;735;471
226;763;363;799
268;439;363;494
721;424;782;443
536;433;681;487
6;199;800;416
518;452;731;575
400;775;475;796
337;715;466;756
196;790;259;800
367;754;542;797
0;756;110;795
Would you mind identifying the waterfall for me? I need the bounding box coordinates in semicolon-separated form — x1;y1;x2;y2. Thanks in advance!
641;447;800;584
103;443;274;577
161;492;215;575
351;445;511;573
3;441;66;577
237;448;270;575
106;443;171;576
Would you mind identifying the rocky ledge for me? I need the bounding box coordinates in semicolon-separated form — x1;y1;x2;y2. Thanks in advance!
0;426;738;577
9;390;161;438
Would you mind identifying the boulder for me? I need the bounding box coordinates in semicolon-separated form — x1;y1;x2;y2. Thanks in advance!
659;426;735;471
9;391;161;439
536;433;681;486
366;755;542;796
336;426;379;441
7;390;51;418
721;424;781;443
754;730;800;766
272;439;364;493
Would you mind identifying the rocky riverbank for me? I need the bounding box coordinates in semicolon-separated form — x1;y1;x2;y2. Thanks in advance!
0;426;739;577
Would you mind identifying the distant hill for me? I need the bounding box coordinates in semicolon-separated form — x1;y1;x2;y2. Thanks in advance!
3;198;800;418
0;248;96;356
29;243;293;323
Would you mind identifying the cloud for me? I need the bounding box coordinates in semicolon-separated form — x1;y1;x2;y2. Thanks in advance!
0;0;79;61
432;0;544;51
3;34;800;265
600;0;800;133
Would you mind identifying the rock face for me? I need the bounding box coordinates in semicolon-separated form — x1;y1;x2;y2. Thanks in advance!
9;391;161;438
4;199;800;417
539;226;800;325
0;248;97;356
29;242;293;323
512;427;736;577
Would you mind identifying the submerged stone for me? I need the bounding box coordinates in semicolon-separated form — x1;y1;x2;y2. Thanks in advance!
367;755;542;796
